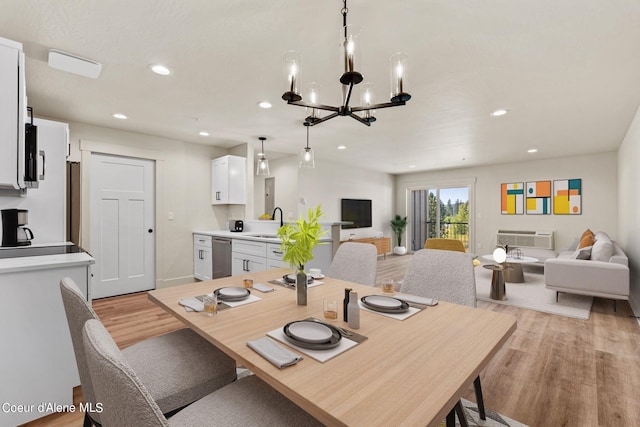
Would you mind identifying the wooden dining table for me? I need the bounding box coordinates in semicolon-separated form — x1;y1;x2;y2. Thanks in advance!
148;268;517;427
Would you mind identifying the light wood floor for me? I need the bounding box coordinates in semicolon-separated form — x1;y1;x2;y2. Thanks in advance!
24;254;640;427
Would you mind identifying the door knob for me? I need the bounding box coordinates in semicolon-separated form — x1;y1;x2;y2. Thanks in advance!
148;229;153;233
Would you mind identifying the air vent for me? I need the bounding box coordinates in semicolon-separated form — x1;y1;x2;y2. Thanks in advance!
496;230;554;250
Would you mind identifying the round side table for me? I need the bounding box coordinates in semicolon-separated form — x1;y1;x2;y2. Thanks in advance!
482;264;511;300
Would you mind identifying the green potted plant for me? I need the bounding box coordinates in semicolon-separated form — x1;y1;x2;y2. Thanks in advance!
390;214;408;255
277;205;327;305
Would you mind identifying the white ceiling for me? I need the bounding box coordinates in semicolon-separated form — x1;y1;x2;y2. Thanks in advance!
2;0;640;174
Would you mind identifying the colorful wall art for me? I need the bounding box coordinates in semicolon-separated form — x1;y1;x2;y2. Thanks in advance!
526;181;551;214
501;182;524;215
553;179;582;215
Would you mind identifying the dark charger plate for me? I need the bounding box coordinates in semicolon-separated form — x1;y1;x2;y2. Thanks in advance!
283;321;342;350
282;274;314;284
360;296;410;313
213;287;251;302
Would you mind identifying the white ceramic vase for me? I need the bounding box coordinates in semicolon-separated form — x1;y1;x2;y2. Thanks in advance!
393;246;407;255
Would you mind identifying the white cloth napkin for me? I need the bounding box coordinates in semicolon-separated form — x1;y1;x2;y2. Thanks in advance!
252;283;274;293
179;297;204;312
247;337;303;369
394;293;439;306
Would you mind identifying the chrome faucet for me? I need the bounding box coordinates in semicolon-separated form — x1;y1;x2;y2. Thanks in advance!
272;207;283;227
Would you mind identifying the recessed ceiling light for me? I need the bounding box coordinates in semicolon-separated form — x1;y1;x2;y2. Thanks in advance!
408;165;416;168
337;145;346;150
258;101;272;109
199;131;210;136
528;148;538;153
491;109;508;117
150;64;172;75
112;113;127;119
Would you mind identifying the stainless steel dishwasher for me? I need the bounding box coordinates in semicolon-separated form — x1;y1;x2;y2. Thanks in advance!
212;237;232;278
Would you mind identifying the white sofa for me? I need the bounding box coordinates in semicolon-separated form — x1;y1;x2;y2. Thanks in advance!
544;231;629;305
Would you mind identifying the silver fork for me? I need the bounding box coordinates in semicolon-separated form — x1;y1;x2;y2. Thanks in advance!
312;319;354;337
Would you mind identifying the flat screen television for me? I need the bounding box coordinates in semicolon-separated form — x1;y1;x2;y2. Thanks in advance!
341;198;372;229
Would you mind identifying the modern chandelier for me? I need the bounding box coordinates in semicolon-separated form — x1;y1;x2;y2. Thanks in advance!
282;0;411;127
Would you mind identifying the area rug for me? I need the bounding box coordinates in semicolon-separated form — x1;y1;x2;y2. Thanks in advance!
438;398;529;427
475;265;593;320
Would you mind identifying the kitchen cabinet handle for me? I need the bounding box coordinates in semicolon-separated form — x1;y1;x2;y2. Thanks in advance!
272;250;283;255
39;150;46;181
246;259;250;271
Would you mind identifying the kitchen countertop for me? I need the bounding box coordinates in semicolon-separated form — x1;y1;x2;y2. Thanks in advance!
0;243;95;274
193;230;332;244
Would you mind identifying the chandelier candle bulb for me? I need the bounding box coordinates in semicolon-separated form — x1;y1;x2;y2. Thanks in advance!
282;51;302;102
390;52;410;102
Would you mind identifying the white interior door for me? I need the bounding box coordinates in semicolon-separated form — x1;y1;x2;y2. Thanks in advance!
90;153;155;298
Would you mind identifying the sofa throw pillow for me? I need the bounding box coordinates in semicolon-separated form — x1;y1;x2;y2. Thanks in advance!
581;229;593;239
571;245;592;260
578;232;595;249
591;239;613;262
566;237;580;252
594;231;611;243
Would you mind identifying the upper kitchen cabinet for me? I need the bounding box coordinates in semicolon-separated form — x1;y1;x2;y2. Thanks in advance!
0;37;26;191
211;155;246;205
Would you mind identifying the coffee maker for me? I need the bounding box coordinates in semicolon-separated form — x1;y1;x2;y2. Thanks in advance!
1;209;34;247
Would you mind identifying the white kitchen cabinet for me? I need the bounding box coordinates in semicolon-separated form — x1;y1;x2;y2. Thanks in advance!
230;238;331;274
231;239;267;275
267;242;289;269
193;234;213;281
232;252;267;275
0;37;26;191
0;262;91;426
211;155;246;205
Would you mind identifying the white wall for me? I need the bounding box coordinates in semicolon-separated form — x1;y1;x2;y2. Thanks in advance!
253;156;299;220
395;152;618;254
298;159;395;241
67;121;229;288
618;105;640;316
252;155;395;240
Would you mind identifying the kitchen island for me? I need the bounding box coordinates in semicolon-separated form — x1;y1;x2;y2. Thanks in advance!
193;220;346;280
0;244;94;426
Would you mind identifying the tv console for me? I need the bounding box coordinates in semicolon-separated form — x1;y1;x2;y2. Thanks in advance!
340;237;391;259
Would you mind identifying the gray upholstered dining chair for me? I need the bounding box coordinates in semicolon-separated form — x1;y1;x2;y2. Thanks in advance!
60;277;237;427
399;249;486;423
327;242;378;286
82;319;322;427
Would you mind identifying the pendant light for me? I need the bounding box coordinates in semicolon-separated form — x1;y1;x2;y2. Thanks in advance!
256;137;270;176
299;123;315;168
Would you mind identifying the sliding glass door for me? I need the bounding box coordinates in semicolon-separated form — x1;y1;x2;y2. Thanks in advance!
410;186;471;251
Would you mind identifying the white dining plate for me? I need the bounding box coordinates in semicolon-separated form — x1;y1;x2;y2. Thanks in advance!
362;295;403;309
287;321;333;344
311;273;325;279
218;287;248;297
